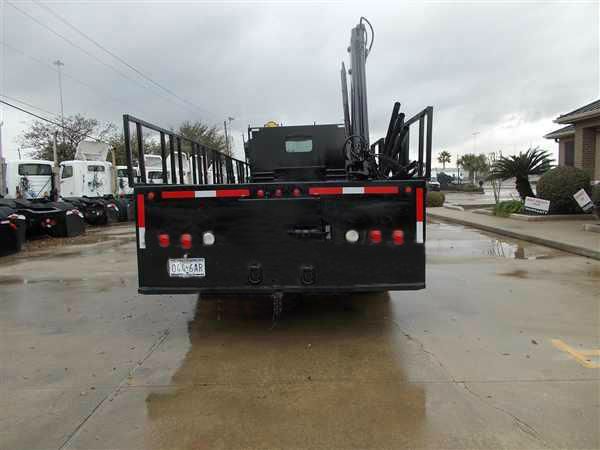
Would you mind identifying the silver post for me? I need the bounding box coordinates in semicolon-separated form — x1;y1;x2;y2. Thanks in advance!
52;131;60;200
110;147;117;196
224;116;235;155
0;120;6;196
223;120;228;154
53;60;65;142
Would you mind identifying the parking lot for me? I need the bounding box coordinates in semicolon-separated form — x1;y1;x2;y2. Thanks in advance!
1;221;599;450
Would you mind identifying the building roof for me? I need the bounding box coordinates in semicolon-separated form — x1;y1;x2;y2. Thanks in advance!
544;125;575;140
556;99;600;124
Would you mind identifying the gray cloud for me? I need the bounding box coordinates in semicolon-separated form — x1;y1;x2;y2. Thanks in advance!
1;0;598;163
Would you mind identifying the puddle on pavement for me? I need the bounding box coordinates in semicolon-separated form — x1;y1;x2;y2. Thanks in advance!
141;292;436;449
426;221;563;260
0;232;134;267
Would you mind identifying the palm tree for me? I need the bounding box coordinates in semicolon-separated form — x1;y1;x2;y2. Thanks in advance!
458;153;489;183
489;147;553;200
437;150;451;169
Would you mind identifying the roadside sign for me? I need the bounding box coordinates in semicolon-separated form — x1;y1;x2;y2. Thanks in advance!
524;196;550;215
573;189;593;212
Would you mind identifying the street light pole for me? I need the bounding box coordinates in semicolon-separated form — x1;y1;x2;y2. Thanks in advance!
53;60;65;142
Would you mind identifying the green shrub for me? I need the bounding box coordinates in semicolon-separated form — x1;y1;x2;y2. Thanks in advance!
536;166;591;214
427;191;445;207
494;200;523;217
442;183;484;193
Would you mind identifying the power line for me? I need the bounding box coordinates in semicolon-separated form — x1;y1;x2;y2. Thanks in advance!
33;0;210;116
6;1;144;89
0;94;60;118
0;98;107;143
6;1;204;117
1;40;133;108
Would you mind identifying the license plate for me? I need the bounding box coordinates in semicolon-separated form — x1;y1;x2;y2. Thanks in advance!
168;258;205;278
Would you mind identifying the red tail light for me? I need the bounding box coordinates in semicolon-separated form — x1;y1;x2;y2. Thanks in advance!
404;186;412;194
180;233;192;249
256;189;265;198
274;188;283;198
158;233;170;248
293;187;301;197
392;230;405;245
147;192;155;201
369;229;382;244
9;223;17;231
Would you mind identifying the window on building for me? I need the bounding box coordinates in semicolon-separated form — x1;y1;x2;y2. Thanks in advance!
564;140;574;166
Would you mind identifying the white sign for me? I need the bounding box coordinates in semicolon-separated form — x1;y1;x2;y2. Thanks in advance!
524;196;550;215
573;189;593;212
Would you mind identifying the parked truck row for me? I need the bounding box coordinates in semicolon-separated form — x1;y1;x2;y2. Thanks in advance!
0;152;135;256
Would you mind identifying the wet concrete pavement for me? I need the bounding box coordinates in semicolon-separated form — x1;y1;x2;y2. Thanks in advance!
1;222;598;449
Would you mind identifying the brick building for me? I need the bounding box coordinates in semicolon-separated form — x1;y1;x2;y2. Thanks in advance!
544;99;600;182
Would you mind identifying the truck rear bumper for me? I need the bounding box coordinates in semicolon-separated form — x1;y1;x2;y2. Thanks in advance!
139;282;425;295
135;180;426;295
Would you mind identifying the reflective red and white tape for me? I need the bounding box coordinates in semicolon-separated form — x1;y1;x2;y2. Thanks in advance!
416;187;424;244
161;189;250;199
308;186;399;196
137;193;146;249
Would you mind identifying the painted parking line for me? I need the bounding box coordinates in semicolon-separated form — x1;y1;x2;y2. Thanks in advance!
551;339;600;369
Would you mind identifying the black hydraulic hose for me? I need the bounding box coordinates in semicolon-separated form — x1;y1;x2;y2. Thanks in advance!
360;17;374;56
384;102;400;152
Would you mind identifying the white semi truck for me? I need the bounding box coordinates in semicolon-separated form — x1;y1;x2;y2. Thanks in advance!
4;159;54;199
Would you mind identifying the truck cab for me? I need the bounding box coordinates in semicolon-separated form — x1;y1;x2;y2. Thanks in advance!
5;160;54;199
60;160;113;198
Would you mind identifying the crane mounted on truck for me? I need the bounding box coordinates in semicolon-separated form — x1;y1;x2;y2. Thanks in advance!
123;18;433;295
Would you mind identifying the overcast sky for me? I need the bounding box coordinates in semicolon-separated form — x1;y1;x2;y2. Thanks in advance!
1;0;598;166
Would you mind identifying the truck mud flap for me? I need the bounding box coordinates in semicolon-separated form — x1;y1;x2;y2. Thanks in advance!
0;210;27;256
47;210;86;238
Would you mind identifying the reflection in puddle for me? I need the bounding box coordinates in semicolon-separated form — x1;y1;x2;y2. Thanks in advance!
143;293;435;449
426;222;562;260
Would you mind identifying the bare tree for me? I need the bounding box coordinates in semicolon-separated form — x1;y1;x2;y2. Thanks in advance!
19;114;114;162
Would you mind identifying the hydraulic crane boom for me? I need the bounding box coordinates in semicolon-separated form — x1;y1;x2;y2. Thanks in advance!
341;18;432;181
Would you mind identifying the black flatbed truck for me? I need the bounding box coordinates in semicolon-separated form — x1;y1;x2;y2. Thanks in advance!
124;18;433;296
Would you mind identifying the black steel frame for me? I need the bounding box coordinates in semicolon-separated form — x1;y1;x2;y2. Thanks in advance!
123;114;250;186
373;105;433;180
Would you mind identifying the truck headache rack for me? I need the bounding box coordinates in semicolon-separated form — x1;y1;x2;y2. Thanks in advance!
123;115;250;187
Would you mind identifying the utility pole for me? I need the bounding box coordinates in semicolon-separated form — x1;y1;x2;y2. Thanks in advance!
53;60;65;142
223;116;234;155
